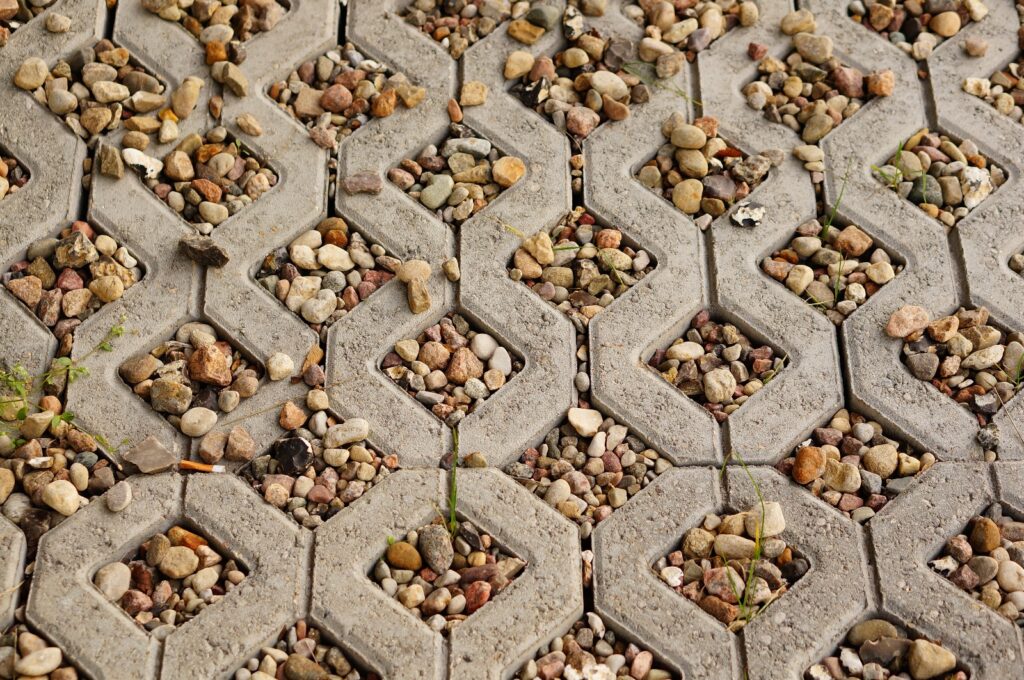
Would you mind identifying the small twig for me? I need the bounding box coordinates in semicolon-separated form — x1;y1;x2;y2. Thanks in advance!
622;61;701;106
0;579;25;598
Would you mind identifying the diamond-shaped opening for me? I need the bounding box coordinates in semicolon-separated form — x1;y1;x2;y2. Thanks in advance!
0;423;125;560
744;41;887;144
0;0;56;37
399;0;515;60
380;310;523;426
146;0;290;47
126;126;277;232
505;402;674;536
0;144;30;199
23;41;169;143
507;205;657;329
265;41;427;152
118;320;265;438
368;516;526;637
647;309;787;422
4;221;144;347
928;501;1024;625
653;505;809;632
760;211;904;326
93;523;249;634
239;422;400;531
506;27;650;143
388;122;526;228
777;406;936;524
806;614;972;679
519;611;679;679
232;619;381;679
871;128;1005;227
621;0;752;58
897;306;1023;425
848;1;981;61
965;55;1024;124
255;217;399;343
0;623;84;678
635;115;772;230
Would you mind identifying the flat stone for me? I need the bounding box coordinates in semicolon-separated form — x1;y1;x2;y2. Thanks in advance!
124;435;176;473
179;233;229;267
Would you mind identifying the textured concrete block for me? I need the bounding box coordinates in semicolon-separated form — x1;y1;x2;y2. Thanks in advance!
871;462;1021;677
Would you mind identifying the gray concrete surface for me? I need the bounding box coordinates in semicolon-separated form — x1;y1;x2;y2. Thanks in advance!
2;0;1024;677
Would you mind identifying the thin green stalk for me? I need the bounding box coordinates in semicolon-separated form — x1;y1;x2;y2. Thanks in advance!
821;162;852;237
448;427;459;537
720;450;767;627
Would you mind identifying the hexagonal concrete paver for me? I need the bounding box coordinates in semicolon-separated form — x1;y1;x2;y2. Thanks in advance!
26;471;309;680
592;466;736;679
312;468;583;680
871;462;1021;678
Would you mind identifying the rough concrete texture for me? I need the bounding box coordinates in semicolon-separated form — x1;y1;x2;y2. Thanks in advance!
0;515;25;630
726;467;869;679
871;463;1022;677
311;469;583;680
592;467;737;678
2;0;1024;677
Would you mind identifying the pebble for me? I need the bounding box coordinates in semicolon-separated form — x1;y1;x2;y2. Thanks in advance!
657;506;806;629
106;480;133;511
651;310;785;422
14;647;63;676
124;435;176;473
403;0;512;58
874;129;1003;226
233;621;361;679
94;561;132;600
808;619;962;680
13;57;48;90
849;0;985;59
382;312;521;425
510;403;673;528
41;479;80;516
266;352;294;381
179;232;230;267
763;218;901;325
507;30;644;139
509;207;655;327
640;114;774;225
6;223;138;333
102;525;245;629
44;12;70;32
900;306;1022;424
130;128;276;228
120;322;263;437
627;1;757;60
391;124;524;226
886;305;930;338
373;519;524;635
